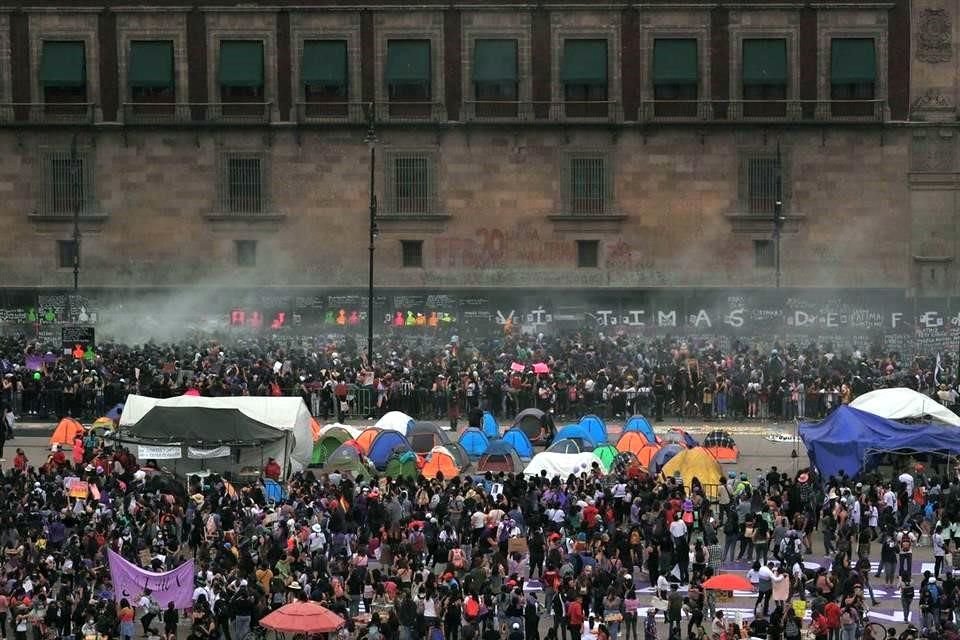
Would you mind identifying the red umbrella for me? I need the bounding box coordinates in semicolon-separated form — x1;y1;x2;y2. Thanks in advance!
259;601;345;634
701;574;754;591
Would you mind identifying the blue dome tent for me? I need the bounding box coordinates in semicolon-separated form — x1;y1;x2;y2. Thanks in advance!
367;431;412;469
502;427;535;460
547;438;594;454
486;439;514;456
649;443;685;475
482;411;500;439
554;424;597;446
578;414;607;443
459;427;491;459
624;415;658;444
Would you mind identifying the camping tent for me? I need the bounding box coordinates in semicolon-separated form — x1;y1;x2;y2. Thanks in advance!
445;442;471;469
477;448;523;473
323;443;374;478
409;422;452;453
459;428;491;459
664;428;698;448
128;406;284;444
50;417;85;446
513;408;552;443
661;447;725;500
554;425;597;446
650;443;686;474
523;451;604;478
384;450;418;480
616;432;651;456
547;438;594;454
482;412;500;439
422;445;463;479
578;414;607;444
592;443;619;471
311;425;361;466
502;427;535;460
703;430;739;463
375;411;416;435
800;405;960;480
355;428;381;455
367;431;412;469
850;387;960;426
624;415;658;443
118;394;314;472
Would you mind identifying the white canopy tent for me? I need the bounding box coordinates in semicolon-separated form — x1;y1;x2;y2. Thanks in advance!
119;394;315;473
850;387;960;427
523;451;604;478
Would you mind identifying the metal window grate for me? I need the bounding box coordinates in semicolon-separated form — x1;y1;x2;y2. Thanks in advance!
754;239;775;268
566;155;609;215
389;154;434;214
219;154;266;214
401;240;423;268
39;150;95;216
745;156;779;215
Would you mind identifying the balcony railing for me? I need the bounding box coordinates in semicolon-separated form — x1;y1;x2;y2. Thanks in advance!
638;99;887;123
0;103;96;125
122;102;273;125
462;100;624;123
374;101;447;123
295;101;368;124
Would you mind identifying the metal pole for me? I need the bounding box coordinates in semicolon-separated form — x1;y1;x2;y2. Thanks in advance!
774;141;783;289
366;103;378;370
71;134;81;292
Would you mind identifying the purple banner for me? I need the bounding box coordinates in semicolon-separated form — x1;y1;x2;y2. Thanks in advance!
107;549;195;609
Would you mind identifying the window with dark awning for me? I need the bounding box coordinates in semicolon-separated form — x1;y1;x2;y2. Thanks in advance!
129;40;174;89
742;38;787;85
653;39;698;85
302;40;348;87
41;41;86;88
560;39;607;85
218;40;264;88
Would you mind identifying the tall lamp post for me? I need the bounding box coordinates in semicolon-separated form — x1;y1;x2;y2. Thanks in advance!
71;134;81;292
773;141;784;289
365;103;379;369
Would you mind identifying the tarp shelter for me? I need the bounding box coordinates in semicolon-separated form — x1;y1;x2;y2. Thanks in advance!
119;394;314;473
459;428;491;459
409;422;452;453
850;387;960;426
385;450;418;480
650;443;686;474
422;445;462;479
502;427;535;460
50;417;84;446
355;428;381;455
800;405;960;480
579;414;608;443
661;447;724;500
513;408;552;443
482;411;500;439
547;438;594;454
703;430;739;463
624;415;658;443
375;411;416;435
523;451;604;478
367;431;412;470
477;449;523;473
592;443;619;471
311;425;362;466
324;443;374;478
554;425;597;446
128;406;284;444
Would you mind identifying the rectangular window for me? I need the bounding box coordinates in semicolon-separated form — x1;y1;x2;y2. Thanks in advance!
303;40;348;100
754;239;775;268
745;156;780;215
567;155;609;215
129;40;175;102
561;39;608;112
40;41;87;104
652;38;698;118
473;39;518;101
39;150;94;216
386;40;431;101
235;240;257;267
577;240;599;268
401;240;424;268
831;38;876;117
389;154;434;214
219;155;265;214
742;38;787;117
58;240;77;269
218;40;264;101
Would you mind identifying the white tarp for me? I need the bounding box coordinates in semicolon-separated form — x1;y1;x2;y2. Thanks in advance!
374;411;415;435
523;451;604;478
119;395;315;472
850;387;960;427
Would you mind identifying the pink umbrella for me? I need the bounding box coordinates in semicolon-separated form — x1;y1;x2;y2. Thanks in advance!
510;362;525;373
533;362;551;374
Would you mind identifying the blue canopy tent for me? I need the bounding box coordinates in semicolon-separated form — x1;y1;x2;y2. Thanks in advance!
799;406;960;480
624;415;657;444
367;431;412;469
459;427;491;459
502;427;535;460
578;414;607;444
554;424;597;446
482;412;500;439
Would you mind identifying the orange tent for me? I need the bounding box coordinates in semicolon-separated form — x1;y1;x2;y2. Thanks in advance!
50;417;84;446
616;432;650;455
309;417;322;443
634;443;663;469
355;428;380;455
421;445;461;479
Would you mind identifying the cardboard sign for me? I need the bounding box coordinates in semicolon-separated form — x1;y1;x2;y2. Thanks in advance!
507;538;528;555
69;481;90;498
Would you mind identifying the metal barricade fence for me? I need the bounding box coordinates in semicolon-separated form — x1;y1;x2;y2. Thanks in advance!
347;387;374;419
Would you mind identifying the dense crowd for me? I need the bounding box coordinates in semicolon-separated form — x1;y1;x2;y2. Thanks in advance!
0;333;957;427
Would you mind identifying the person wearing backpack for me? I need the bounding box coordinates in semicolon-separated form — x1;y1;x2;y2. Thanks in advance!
783;608;802;640
900;578;915;625
897;528;918;581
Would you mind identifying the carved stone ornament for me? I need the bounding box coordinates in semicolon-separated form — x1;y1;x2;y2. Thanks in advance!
912;88;952;109
917;9;952;63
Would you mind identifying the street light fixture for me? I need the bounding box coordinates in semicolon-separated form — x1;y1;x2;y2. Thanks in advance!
71;133;81;293
773;141;784;289
365;103;378;369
